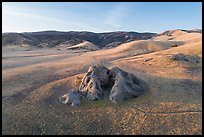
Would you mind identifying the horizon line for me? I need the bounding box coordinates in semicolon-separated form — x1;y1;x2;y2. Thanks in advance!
2;28;202;34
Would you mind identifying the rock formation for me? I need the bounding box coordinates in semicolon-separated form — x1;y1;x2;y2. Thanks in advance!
109;67;144;103
59;90;80;107
79;65;110;100
171;53;200;63
59;65;145;106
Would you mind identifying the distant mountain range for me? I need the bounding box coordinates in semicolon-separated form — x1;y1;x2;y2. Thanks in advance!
2;31;156;49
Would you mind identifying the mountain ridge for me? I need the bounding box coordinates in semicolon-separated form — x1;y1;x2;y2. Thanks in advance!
2;31;156;49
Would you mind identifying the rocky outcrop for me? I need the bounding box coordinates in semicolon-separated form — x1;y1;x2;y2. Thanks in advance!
171;54;200;63
59;90;80;107
109;67;144;103
59;65;145;106
79;65;110;100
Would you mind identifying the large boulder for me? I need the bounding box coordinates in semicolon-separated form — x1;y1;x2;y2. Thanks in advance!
59;65;145;106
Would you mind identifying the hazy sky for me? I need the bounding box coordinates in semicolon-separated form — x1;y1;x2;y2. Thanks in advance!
2;2;202;33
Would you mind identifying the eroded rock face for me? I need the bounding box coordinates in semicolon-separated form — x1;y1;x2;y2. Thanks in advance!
109;67;144;103
59;65;145;106
79;65;110;100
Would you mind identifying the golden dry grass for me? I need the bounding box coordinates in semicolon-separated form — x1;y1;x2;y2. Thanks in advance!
2;31;202;135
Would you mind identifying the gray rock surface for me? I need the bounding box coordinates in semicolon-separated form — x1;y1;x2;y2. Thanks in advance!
109;67;144;103
59;90;80;107
59;65;145;106
171;54;200;63
78;65;110;100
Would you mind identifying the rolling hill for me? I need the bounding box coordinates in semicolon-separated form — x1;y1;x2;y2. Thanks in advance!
2;31;156;49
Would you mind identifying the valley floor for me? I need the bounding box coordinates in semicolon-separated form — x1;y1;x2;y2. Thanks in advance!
2;45;202;135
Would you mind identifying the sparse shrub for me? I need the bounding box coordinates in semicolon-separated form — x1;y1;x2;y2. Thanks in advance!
171;44;178;47
75;76;82;88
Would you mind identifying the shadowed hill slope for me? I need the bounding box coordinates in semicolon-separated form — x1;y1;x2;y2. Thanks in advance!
2;31;156;49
